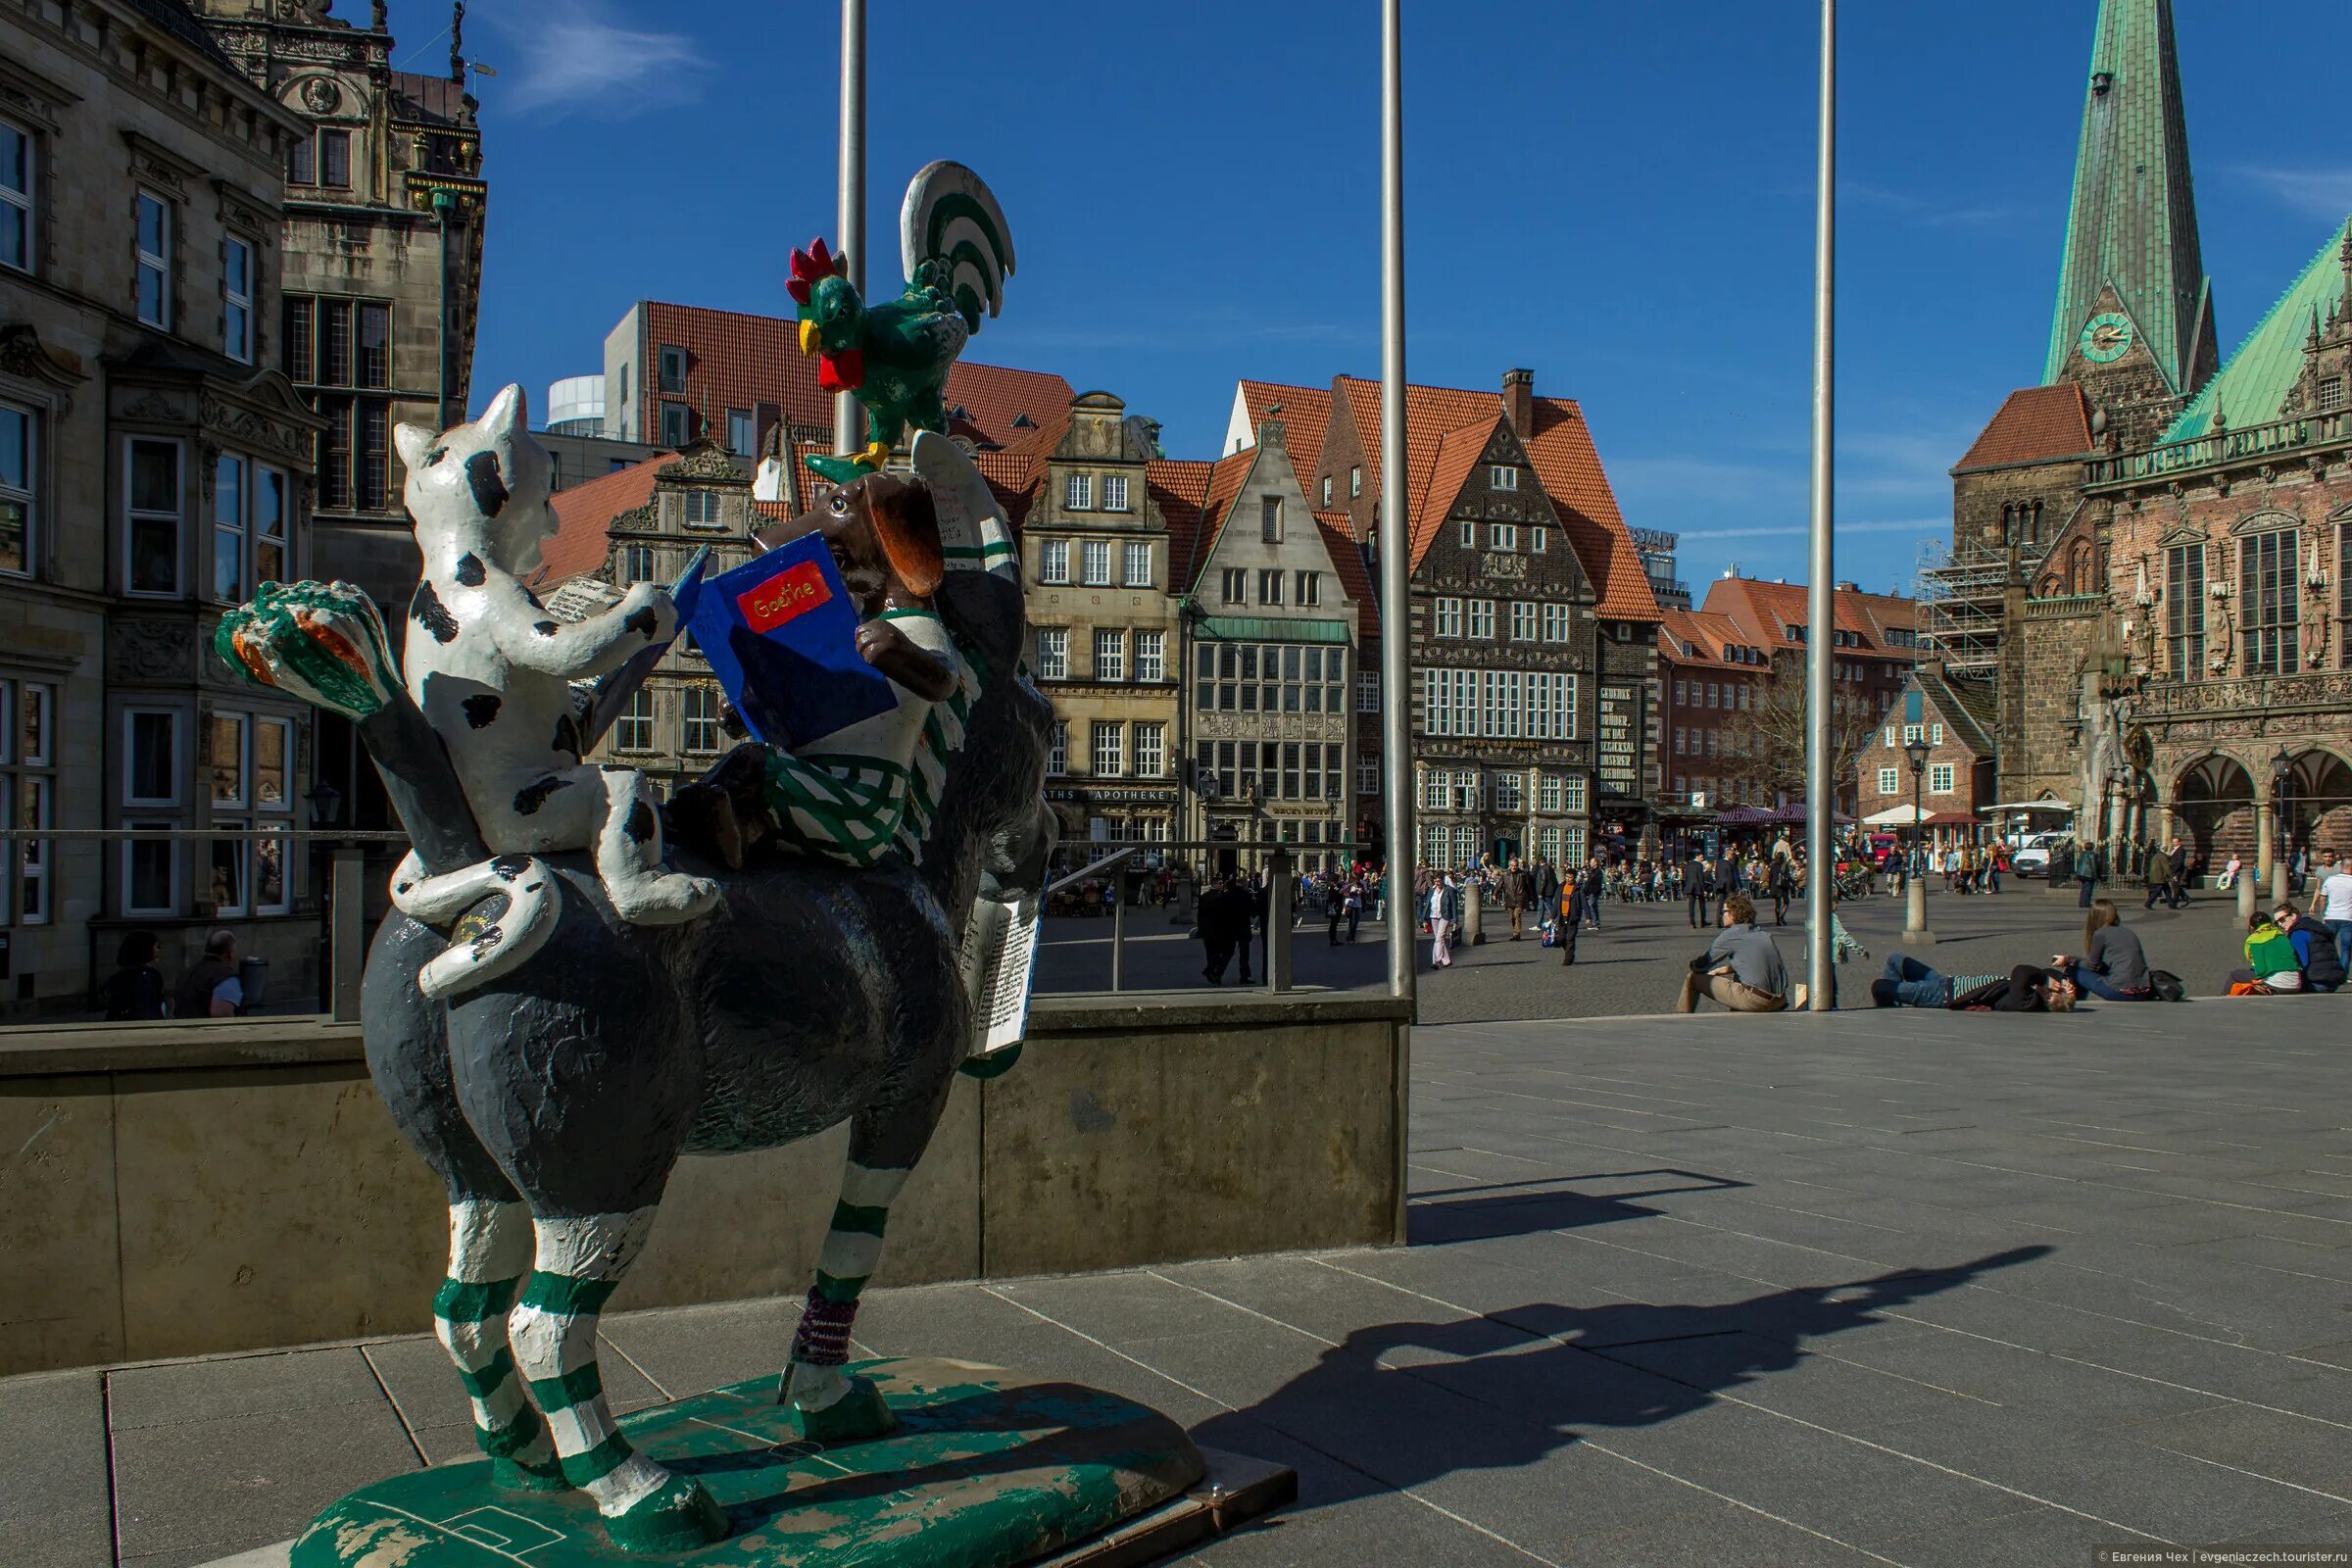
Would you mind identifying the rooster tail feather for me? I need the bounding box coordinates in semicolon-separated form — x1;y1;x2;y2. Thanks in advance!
900;161;1014;335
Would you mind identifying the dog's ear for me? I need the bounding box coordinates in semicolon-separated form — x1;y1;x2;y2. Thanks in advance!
866;476;945;598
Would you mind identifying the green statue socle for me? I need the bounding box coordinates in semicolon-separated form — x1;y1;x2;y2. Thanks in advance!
792;161;1015;485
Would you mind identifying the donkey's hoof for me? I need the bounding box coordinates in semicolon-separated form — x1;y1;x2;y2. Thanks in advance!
490;1451;568;1492
797;1375;898;1446
606;1474;727;1553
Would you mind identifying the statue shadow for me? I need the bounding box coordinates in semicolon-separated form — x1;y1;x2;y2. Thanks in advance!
1194;1245;2052;1512
1405;1170;1751;1246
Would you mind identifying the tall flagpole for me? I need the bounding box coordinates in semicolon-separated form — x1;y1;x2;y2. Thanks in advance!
1380;0;1414;1010
1803;0;1837;1010
836;0;866;457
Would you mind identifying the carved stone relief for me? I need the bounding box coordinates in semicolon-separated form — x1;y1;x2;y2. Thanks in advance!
110;618;194;684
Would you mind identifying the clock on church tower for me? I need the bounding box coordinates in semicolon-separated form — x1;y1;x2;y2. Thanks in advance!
2078;311;2134;366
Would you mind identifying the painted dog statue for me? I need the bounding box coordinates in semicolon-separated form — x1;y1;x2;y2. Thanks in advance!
217;418;1054;1554
385;384;717;1001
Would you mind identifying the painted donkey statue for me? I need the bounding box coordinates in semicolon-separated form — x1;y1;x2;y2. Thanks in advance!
220;396;1054;1553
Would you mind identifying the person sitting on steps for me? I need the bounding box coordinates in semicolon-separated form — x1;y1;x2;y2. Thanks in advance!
1675;894;1789;1014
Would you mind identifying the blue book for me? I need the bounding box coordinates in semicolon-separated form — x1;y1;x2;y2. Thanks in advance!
688;535;898;748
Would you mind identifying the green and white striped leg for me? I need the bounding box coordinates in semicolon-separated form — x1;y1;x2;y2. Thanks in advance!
431;1199;561;1489
781;1162;906;1444
508;1208;725;1553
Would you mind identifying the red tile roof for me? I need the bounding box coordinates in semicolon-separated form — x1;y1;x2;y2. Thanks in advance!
1180;449;1259;595
1147;458;1215;593
1332;373;1659;620
1315;510;1379;641
1657;608;1754;665
537;453;677;584
1953;384;2094;471
636;301;1074;450
972;448;1044;529
1236;379;1332;496
1407;420;1498;569
1697;576;1918;659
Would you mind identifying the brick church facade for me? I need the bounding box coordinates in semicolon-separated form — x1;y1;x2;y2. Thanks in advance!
1931;0;2352;876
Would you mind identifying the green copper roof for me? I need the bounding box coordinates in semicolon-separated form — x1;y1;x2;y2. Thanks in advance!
2043;0;2213;394
2160;220;2351;443
1197;615;1351;645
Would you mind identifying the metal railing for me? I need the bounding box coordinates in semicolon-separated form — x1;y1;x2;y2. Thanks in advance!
2085;408;2352;486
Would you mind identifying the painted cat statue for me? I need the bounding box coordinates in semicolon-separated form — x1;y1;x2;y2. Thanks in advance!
386;384;718;1000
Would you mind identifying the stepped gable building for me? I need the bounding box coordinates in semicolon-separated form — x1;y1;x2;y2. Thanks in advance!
1856;662;1999;843
2;0;324;1014
1226;368;1663;867
600;300;1073;460
195;0;487;612
1929;0;2352;872
1172;417;1366;871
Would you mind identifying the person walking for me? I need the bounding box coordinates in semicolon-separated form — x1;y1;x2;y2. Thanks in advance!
1557;876;1583;966
1769;854;1795;926
1501;857;1533;940
1581;857;1606;931
1325;878;1347;946
2074;839;2104;909
2310;855;2352;978
1686;849;1712;929
100;930;169;1021
172;929;245;1018
1345;877;1364;943
1198;876;1239;985
1429;872;1462;968
2165;838;2189;907
2142;846;2174;911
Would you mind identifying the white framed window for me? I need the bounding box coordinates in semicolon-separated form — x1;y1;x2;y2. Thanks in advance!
1296;570;1320;607
1563;774;1588;813
1902;722;1922;745
1091;721;1123;776
1258;568;1284;607
123;706;180;808
1321;476;1333;506
1509;602;1538;641
1421;767;1448;812
1674;726;1686;756
1122;541;1152;587
725;409;753;455
0;679;55;923
1134;629;1164;682
1047;720;1068;775
1468;600;1495;639
681;491;725;529
1102;473;1129;512
1930;762;1956;795
622;543;657;584
1492;522;1518;551
682;685;721;753
0;117;31;273
1494;770;1525;812
1539;824;1562;862
613;690;656;752
1260;496;1282;542
658;344;687;393
1065;471;1093;510
1133;721;1164;778
125;436;182;596
1877;766;1899;795
213;454;289;601
1357;670;1379;712
205;711;293;916
1539;773;1564;812
1543;603;1570;642
134;189;172;328
1884;724;1896;748
1093;628;1125;681
660;402;690;448
1349;466;1362;498
0;400;34;578
209;710;250;812
1492;466;1518;491
1033;627;1069;679
1930;722;1944;746
1039;538;1070;585
122;817;176;919
1434;597;1462;638
1221;567;1248;605
1081;539;1111;586
222;236;255;363
1452;823;1478;863
1457;519;1474;547
1531;526;1548;554
1358;757;1379;797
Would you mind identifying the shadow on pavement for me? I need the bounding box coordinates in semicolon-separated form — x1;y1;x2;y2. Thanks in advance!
1406;1172;1751;1245
1196;1246;2052;1511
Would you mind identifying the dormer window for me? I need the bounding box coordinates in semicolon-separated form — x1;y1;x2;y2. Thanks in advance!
1491;466;1518;491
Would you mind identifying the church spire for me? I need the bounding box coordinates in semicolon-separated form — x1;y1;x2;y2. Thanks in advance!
2042;0;2216;397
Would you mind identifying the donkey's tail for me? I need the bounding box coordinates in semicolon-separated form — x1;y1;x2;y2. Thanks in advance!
391;852;560;1001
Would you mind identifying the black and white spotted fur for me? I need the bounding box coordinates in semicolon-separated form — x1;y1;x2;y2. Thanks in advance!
389;385;716;1000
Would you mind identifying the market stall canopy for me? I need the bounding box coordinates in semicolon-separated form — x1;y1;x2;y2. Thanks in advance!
1978;801;2075;815
1865;805;1931;826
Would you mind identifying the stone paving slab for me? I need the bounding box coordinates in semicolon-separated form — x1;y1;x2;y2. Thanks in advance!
12;997;2352;1565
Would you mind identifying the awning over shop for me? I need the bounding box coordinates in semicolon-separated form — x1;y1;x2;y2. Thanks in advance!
1865;805;1929;826
1196;616;1351;645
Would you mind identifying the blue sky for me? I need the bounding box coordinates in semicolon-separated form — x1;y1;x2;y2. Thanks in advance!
438;0;2351;598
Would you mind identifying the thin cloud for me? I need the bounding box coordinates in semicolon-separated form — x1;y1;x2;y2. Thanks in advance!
494;5;706;117
1841;179;2016;228
2230;166;2352;220
1673;518;1942;542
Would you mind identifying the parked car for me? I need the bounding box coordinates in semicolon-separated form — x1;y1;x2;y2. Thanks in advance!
2011;832;2060;878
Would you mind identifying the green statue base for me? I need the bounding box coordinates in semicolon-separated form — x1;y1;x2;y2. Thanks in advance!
285;1358;1284;1566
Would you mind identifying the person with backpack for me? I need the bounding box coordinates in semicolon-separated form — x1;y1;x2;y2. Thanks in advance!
2269;906;2345;993
2074;840;2104;908
100;930;168;1021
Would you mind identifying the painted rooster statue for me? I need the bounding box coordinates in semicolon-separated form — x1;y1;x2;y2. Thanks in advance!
791;161;1016;485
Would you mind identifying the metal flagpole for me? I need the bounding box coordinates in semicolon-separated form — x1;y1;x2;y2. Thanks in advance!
836;0;866;457
1803;0;1837;1010
1380;0;1415;1010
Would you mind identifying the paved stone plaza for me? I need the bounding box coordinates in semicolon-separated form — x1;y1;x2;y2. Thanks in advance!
1040;879;2269;1020
11;992;2352;1565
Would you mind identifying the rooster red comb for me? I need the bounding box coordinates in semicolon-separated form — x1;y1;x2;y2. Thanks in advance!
786;238;850;307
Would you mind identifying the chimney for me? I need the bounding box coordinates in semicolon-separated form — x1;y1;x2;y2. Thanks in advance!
1502;368;1534;436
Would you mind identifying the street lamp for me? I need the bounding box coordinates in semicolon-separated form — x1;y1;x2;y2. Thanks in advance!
2271;745;2295;904
1902;734;1935;946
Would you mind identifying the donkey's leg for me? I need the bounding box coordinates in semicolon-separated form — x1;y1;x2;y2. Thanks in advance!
432;1197;564;1489
506;1207;724;1551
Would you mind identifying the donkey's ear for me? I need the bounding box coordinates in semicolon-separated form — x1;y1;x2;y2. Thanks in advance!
868;479;945;598
393;421;435;472
481;383;526;439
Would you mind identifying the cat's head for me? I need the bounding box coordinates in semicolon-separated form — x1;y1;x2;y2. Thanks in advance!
395;384;556;577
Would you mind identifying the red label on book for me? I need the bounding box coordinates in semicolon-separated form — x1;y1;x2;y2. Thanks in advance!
738;562;832;633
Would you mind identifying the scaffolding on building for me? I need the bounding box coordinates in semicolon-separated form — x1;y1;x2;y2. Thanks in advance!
1914;533;2043;678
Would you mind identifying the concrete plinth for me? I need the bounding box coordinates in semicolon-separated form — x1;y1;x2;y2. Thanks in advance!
1461;884;1483;945
1902;879;1936;946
